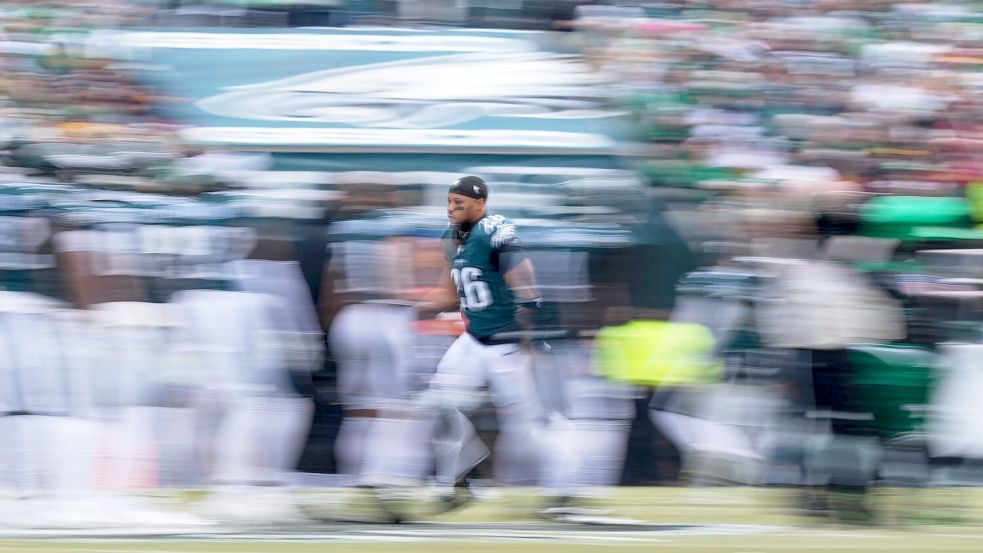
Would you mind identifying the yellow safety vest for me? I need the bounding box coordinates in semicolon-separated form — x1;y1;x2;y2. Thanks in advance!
596;320;721;387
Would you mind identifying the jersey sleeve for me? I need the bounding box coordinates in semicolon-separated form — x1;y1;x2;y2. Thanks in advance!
485;216;525;274
487;216;520;251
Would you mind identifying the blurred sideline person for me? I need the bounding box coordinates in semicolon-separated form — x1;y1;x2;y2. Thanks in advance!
328;234;439;522
160;228;321;524
417;176;546;510
535;333;636;519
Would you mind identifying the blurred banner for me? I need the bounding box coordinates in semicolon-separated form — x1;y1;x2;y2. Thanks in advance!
87;28;638;171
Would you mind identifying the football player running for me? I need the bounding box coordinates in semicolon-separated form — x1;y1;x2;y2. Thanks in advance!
418;176;546;511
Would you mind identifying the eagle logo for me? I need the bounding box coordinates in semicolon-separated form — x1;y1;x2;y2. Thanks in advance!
195;52;614;129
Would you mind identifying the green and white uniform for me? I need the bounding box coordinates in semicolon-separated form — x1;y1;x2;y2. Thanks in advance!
429;214;544;489
442;214;520;341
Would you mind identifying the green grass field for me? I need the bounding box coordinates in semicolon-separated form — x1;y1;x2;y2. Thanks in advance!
2;487;982;552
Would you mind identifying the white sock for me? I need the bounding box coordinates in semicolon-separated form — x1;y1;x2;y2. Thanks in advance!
572;420;631;491
260;396;313;482
210;396;262;485
359;416;432;487
334;416;371;484
540;413;581;497
433;409;487;491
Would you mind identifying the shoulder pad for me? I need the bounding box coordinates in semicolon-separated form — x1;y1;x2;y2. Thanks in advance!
481;215;518;249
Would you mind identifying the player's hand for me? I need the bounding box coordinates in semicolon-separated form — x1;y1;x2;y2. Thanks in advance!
515;297;543;330
413;300;443;320
516;305;534;329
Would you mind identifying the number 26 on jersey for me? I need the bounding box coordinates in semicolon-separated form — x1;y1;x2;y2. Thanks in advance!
451;267;492;310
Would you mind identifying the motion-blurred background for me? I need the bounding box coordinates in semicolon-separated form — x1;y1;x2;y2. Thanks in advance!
0;0;981;533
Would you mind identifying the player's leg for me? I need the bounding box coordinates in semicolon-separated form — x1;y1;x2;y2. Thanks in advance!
483;342;546;486
8;302;94;526
229;259;321;485
532;340;572;498
357;305;432;488
330;303;432;521
171;291;308;523
88;306;174;496
325;303;395;521
425;333;490;505
568;379;635;487
538;340;634;517
329;304;375;484
2;298;164;528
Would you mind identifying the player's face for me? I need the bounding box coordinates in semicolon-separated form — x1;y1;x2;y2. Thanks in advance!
447;193;484;224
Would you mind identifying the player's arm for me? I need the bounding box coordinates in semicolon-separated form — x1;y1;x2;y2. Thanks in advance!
504;255;540;304
501;245;542;330
319;252;347;332
494;219;540;306
416;266;460;318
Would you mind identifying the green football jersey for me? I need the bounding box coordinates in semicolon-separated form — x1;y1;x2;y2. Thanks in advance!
442;214;520;339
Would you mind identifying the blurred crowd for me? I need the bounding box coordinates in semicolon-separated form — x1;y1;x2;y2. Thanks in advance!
572;0;983;523
0;0;980;530
581;1;982;236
